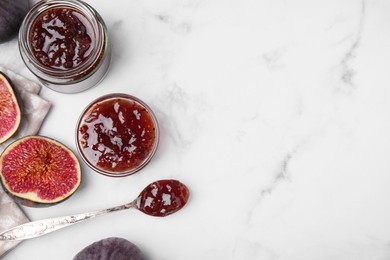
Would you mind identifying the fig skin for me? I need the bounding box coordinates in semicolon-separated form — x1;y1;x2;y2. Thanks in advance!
0;71;21;144
0;135;82;207
73;237;143;260
0;0;30;43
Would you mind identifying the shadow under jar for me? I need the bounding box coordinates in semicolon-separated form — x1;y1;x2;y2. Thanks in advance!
76;94;159;177
19;0;110;93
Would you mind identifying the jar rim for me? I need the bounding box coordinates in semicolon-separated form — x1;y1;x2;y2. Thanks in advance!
19;0;107;83
75;93;160;177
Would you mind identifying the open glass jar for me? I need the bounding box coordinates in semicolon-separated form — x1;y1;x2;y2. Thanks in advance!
19;0;111;93
76;93;160;177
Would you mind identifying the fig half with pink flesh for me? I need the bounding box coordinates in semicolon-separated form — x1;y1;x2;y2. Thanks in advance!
0;136;81;207
0;72;21;144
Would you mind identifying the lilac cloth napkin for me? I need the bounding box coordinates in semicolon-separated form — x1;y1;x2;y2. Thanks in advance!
0;66;51;258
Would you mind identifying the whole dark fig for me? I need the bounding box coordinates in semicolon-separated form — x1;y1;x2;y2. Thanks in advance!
0;0;30;43
73;237;143;260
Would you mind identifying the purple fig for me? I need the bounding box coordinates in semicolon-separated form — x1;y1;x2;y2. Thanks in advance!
0;0;30;43
0;136;82;207
73;237;142;260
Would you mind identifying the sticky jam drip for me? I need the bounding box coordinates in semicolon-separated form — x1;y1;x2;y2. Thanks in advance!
136;179;190;217
30;8;94;70
79;98;156;174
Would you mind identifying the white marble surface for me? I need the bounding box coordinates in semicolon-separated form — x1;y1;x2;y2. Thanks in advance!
1;0;390;259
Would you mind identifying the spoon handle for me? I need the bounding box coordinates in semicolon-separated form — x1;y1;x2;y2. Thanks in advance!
0;201;136;241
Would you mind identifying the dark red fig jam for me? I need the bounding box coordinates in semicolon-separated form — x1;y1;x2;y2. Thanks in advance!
29;7;94;70
19;0;111;93
136;180;190;217
77;94;158;176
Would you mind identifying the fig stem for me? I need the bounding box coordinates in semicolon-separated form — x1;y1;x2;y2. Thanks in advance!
0;201;136;241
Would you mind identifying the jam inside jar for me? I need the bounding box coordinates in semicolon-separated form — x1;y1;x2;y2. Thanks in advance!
30;8;95;70
76;94;159;177
19;0;111;93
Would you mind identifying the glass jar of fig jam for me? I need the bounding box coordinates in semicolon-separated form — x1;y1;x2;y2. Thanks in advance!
76;93;159;177
19;0;110;93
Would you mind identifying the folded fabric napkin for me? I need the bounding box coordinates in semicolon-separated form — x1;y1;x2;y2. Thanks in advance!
0;66;51;258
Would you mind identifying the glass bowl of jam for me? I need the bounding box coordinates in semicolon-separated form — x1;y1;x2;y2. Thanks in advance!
76;93;159;177
19;0;110;93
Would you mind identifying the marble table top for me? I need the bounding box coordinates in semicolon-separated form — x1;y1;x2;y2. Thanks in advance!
1;0;390;259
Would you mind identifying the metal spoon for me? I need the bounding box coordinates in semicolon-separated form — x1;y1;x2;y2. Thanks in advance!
0;179;189;241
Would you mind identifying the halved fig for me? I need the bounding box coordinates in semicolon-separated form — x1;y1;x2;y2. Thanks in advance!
0;136;81;207
0;72;21;144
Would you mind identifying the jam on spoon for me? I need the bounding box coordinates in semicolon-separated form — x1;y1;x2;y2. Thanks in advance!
136;179;190;217
0;180;190;241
